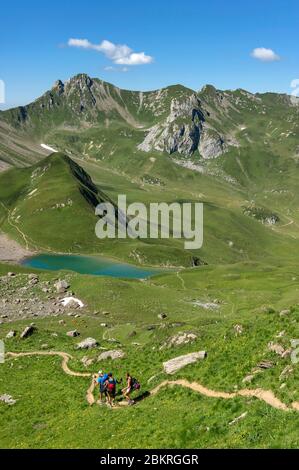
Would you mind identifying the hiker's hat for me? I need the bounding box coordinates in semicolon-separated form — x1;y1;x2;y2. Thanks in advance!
98;370;103;375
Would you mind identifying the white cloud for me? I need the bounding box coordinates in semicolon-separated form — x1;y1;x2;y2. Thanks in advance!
251;47;280;62
104;65;129;73
68;38;153;66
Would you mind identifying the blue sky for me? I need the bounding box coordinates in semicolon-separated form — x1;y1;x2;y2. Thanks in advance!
1;0;298;108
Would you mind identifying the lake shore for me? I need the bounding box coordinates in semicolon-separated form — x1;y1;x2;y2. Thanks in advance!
0;233;34;263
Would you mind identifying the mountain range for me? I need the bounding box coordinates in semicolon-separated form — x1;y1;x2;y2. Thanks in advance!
1;73;299;266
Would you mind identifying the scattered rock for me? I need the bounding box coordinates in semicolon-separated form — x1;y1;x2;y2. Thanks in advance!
276;331;285;338
280;309;291;317
20;325;36;339
229;412;248;426
0;394;17;405
234;324;244;335
158;313;167;320
41;344;49;349
7;272;16;277
6;330;16;339
268;342;288;357
242;374;254;384
161;332;197;349
54;280;70;293
28;274;38;280
256;360;274;370
76;337;98;350
163;350;207;374
127;331;137;338
81;356;95;367
66;330;80;338
97;350;125;361
280;365;293;380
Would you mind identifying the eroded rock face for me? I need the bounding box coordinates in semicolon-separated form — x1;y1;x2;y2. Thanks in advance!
163;350;207;374
198;128;226;159
138;94;204;157
137;93;227;159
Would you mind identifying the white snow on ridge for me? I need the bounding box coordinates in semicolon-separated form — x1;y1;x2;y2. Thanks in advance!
41;144;58;153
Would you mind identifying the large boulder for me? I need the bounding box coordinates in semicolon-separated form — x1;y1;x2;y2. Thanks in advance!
76;337;98;350
54;280;70;293
20;325;36;339
268;342;287;357
0;394;17;405
66;330;80;338
97;350;125;361
163;350;207;375
6;330;16;339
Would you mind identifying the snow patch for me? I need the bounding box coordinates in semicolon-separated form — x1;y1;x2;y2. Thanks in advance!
41;144;58;153
60;297;84;308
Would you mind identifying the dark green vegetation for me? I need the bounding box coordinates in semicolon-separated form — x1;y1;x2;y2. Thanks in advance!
0;75;299;448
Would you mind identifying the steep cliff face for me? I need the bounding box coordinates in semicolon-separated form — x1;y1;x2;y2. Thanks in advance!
137;92;228;158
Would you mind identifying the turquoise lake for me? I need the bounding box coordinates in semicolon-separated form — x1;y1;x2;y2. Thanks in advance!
22;254;160;279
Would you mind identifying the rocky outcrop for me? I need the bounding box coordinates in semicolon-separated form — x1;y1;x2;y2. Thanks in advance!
97;350;125;361
54;280;70;293
138;94;205;157
198;128;226;159
6;330;16;339
163;350;207;374
0;394;17;405
138;93;227;159
20;325;36;339
76;338;98;350
160;332;197;350
67;330;80;338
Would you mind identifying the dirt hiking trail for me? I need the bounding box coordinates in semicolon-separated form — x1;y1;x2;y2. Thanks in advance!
6;350;299;411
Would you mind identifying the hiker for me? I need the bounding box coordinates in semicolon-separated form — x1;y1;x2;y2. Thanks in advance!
122;373;140;405
96;370;109;404
106;372;121;407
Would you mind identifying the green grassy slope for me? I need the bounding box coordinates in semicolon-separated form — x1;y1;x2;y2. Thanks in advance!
1;149;298;267
0;261;299;448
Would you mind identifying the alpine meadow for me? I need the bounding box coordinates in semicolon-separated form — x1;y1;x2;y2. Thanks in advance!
1;1;299;451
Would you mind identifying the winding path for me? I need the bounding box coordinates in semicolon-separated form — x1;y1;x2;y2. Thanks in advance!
6;351;299;412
